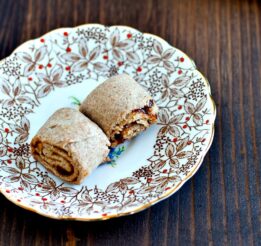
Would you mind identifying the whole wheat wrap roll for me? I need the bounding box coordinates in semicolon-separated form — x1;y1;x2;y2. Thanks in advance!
80;74;158;147
30;108;110;184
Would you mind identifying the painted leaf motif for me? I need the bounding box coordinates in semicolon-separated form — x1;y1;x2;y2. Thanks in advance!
153;160;167;171
106;181;120;192
2;99;15;108
81;190;92;203
17;96;35;105
165;143;176;157
176;151;193;159
22;173;39;184
158;108;169;124
162;48;175;60
53;81;66;88
71;60;88;72
147;55;161;64
172;76;190;87
163;61;175;71
169;114;184;124
44;176;56;187
1;166;19;175
195;96;207;112
3;175;20;183
93;62;109;72
169;158;179;168
193;113;203;125
17;52;33;63
78;39;88;57
12;79;22;96
110;28;120;46
122;177;139;185
153;40;163;54
20;179;31;191
0;146;7;157
21;116;30;132
137;185;156;194
176;137;189;152
89;46;100;61
59;187;78;196
158;126;169;136
184;101;196;114
112;48;124;61
23;63;35;76
126;52;140;64
160;89;169;102
14;132;28;144
116;40;134;50
168;126;180;137
0;132;2;143
37;85;52;98
34;46;46;62
61;52;81;62
162;74;169;87
170;88;184;98
37;73;51;84
151;176;168;185
169;175;181;182
0;78;11;96
51;66;63;81
16;156;25;169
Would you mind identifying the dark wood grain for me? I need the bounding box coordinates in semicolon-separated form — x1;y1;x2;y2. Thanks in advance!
0;0;260;245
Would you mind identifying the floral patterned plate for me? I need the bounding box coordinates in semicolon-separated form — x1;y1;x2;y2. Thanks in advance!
0;24;216;221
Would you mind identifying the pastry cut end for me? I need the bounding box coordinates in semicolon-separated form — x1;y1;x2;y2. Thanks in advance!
31;138;85;184
110;100;158;147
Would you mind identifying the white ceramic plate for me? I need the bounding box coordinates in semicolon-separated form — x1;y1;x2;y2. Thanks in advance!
0;24;216;220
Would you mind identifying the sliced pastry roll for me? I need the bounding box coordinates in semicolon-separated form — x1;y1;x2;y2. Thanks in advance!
30;108;110;184
80;74;158;147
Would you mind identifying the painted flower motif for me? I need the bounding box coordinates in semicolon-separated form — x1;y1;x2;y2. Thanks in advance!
0;78;34;107
74;187;105;214
0;25;214;217
61;39;108;73
147;40;175;71
137;174;181;194
160;74;191;102
9;116;30;144
36;65;66;98
106;177;139;193
38;176;78;201
149;137;193;170
17;46;47;76
158;108;184;137
31;198;56;211
109;28;140;63
0;156;38;191
184;97;207;125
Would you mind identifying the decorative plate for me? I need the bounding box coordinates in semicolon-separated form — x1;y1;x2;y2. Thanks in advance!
0;24;216;221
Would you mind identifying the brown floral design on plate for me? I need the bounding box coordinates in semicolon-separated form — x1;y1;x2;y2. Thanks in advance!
0;24;216;221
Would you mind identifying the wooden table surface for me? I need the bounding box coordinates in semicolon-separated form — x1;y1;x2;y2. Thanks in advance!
0;0;260;245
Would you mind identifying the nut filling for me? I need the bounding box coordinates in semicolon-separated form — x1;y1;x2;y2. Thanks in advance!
110;100;158;146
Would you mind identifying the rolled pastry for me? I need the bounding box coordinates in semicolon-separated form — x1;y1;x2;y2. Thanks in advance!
30;108;110;184
80;74;158;147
